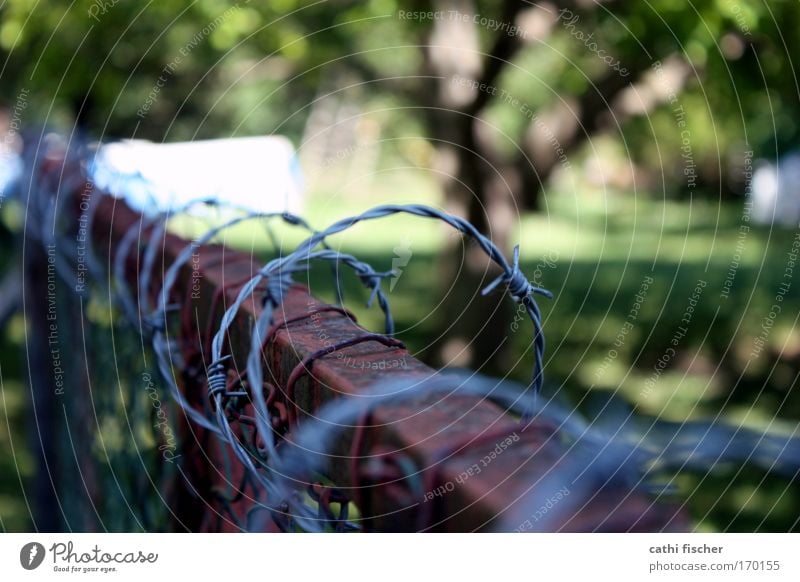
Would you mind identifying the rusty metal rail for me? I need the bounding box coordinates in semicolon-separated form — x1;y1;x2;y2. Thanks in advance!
77;191;688;532
0;126;674;535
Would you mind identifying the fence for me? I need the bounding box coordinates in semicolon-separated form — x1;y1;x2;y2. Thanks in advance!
19;137;698;532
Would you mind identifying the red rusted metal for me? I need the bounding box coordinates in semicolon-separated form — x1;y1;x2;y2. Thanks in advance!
81;185;689;532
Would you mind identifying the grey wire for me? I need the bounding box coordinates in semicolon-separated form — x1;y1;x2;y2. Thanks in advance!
284;205;553;395
198;203;555;530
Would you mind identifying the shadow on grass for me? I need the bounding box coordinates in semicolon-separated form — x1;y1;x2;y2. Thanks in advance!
302;230;800;532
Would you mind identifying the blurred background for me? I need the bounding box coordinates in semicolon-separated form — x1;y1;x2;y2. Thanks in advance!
1;0;799;531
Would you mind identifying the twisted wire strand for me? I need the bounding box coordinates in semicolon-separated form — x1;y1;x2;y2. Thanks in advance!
278;204;553;395
200;204;554;529
22;140;800;532
19;137;559;531
207;248;401;465
151;210;327;438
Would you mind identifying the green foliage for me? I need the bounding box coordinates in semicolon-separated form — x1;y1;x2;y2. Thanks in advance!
2;0;798;179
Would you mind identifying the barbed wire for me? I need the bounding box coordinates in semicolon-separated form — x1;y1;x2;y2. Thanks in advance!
17;135;800;533
190;201;556;529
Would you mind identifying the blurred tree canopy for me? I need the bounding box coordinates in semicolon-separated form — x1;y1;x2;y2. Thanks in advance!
5;0;799;374
2;0;798;208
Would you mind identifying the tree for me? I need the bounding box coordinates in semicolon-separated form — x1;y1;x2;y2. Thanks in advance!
2;0;799;373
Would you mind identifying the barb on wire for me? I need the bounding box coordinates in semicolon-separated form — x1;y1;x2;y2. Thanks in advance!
25;137;563;531
197;203;554;529
151;210;329;439
22;134;800;535
280;204;553;396
206;246;403;466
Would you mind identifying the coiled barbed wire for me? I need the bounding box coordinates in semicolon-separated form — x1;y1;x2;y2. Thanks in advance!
203;203;554;474
150;210;333;435
141;203;408;527
263;371;530;531
17;133;104;294
22;137;800;534
155;202;556;530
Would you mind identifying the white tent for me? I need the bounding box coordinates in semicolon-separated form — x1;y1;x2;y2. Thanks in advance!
751;152;800;226
91;136;304;216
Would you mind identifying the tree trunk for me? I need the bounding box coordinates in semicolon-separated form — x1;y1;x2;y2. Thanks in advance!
419;0;524;375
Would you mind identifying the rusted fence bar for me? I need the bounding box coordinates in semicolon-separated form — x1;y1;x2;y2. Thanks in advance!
75;175;687;532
